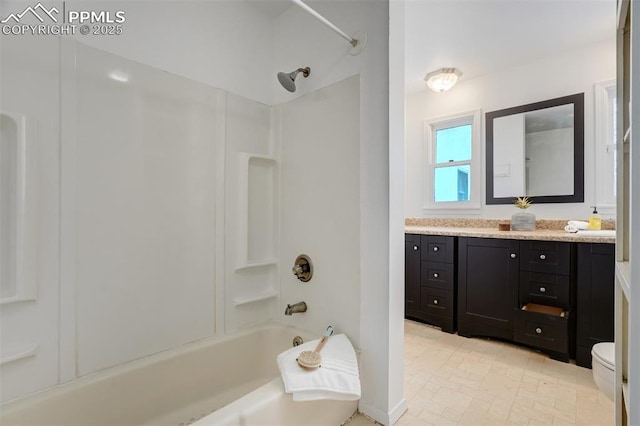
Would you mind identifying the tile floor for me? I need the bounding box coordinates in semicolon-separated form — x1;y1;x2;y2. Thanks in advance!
349;320;613;426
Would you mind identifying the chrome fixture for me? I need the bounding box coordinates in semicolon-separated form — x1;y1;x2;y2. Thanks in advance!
424;68;462;93
285;301;307;316
293;336;304;347
277;67;310;93
289;0;367;55
292;254;313;282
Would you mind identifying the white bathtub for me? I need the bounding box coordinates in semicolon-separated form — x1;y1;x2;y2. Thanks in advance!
0;323;358;425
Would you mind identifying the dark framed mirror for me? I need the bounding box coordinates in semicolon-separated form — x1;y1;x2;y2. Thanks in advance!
486;93;584;205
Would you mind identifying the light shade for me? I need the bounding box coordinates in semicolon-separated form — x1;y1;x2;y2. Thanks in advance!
424;68;462;93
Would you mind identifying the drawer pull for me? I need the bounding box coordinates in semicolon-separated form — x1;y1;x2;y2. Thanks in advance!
539;254;546;260
433;299;439;305
535;327;543;334
539;287;546;293
510;253;517;259
433;273;439;278
433;246;439;252
413;245;419;251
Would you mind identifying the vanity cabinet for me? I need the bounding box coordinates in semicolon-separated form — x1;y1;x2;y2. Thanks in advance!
458;238;573;361
405;234;456;333
457;237;519;340
405;234;421;315
576;243;615;368
514;241;574;362
405;232;614;365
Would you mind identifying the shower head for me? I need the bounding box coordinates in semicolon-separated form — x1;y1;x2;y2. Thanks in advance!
277;67;310;92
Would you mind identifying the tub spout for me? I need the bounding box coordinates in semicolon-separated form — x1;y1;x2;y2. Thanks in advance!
285;301;307;316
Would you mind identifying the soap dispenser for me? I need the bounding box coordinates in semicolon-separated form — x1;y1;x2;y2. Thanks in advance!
589;206;602;230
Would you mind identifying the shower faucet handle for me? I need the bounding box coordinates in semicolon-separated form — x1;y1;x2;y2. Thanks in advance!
292;254;313;282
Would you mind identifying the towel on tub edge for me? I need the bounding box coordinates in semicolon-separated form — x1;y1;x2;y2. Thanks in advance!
276;333;361;402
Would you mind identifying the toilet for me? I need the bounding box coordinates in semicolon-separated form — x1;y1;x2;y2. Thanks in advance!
591;342;615;401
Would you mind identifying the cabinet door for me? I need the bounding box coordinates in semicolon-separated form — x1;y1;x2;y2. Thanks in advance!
576;243;615;367
405;235;421;315
458;237;519;339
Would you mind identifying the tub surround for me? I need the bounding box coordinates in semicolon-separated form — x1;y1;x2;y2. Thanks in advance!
405;217;615;244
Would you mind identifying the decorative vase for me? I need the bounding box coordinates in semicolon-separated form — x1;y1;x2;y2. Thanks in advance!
511;211;536;231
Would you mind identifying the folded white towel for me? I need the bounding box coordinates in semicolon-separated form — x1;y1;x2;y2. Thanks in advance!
564;224;579;233
277;333;360;402
577;230;616;237
568;220;590;230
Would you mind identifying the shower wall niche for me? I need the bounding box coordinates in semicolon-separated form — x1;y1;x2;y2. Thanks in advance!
0;110;37;304
236;153;278;269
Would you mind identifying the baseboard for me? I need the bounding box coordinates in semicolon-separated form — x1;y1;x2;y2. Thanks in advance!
359;398;408;425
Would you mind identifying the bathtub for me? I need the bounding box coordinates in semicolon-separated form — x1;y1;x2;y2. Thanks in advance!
0;323;358;425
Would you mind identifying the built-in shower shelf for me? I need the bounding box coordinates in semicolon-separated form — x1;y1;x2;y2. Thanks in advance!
235;258;278;272
233;290;278;307
1;110;37;304
0;295;37;306
236;152;278;270
0;344;38;366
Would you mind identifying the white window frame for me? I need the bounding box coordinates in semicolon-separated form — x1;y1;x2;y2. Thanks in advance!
594;80;616;216
422;109;482;214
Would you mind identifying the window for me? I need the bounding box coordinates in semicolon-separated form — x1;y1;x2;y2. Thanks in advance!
594;80;616;214
423;110;481;212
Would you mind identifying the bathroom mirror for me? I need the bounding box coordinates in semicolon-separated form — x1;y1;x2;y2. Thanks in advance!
486;93;584;204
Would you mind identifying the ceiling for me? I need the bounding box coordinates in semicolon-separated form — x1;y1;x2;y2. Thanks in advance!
405;0;616;94
244;0;616;94
244;0;293;18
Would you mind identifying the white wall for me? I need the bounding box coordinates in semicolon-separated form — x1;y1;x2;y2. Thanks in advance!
224;93;279;332
273;1;403;423
0;0;280;399
526;128;574;196
67;0;275;105
406;38;616;220
278;75;361;347
0;35;61;403
72;43;219;375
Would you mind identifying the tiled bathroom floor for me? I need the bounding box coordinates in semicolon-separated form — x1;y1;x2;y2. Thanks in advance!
350;320;613;426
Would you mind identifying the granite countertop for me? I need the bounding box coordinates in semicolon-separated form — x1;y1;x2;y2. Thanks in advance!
405;218;616;244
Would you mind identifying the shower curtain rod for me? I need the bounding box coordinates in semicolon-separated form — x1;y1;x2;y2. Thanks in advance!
290;0;365;53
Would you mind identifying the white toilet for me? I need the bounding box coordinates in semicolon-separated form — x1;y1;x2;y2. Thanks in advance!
591;342;615;401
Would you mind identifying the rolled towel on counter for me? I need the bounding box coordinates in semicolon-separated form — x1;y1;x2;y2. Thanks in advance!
568;220;590;230
564;224;579;233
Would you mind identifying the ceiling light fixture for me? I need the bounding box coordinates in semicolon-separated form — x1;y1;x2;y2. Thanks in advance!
424;68;462;93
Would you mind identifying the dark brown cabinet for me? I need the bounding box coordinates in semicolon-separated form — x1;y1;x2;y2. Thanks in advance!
457;237;519;340
405;234;456;333
514;241;573;362
405;234;421;315
576;243;615;368
458;238;573;361
405;233;613;365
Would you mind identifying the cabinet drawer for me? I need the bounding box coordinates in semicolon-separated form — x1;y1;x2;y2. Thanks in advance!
420;287;454;317
420;235;454;263
514;305;569;354
421;261;454;290
520;271;570;306
520;241;571;275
